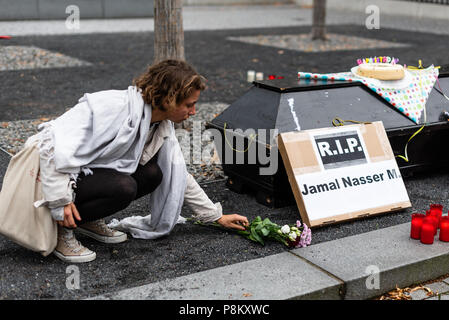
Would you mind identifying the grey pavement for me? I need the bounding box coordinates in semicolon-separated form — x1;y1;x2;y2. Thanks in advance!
2;3;449;303
2;4;449;37
90;252;343;300
0;5;310;36
89;223;449;300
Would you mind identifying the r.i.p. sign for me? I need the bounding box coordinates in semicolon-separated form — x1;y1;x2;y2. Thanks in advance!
278;121;411;227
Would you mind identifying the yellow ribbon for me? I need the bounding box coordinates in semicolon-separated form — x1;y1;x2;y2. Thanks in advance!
406;59;424;70
331;117;424;163
395;59;437;162
406;59;440;71
223;122;258;153
332;117;371;127
395;125;425;162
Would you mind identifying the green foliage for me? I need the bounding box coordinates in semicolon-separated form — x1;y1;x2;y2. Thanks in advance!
189;215;308;248
237;216;289;247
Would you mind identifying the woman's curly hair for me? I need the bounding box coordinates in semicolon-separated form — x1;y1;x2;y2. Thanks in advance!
133;59;206;112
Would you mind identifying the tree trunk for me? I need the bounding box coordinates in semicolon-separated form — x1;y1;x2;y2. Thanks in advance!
154;0;185;129
154;0;185;63
311;0;327;41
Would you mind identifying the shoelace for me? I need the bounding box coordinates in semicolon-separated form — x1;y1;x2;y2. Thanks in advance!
63;236;84;253
93;220;115;234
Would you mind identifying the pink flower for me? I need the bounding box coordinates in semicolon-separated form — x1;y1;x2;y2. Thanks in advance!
296;224;312;247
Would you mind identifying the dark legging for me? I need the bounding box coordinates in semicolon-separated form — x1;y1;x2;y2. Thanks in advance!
74;155;163;224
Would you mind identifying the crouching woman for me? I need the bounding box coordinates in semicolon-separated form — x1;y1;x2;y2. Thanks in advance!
17;59;248;263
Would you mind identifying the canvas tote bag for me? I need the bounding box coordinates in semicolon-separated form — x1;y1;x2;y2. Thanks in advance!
0;142;57;256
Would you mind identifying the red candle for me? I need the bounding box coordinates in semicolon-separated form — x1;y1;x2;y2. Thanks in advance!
420;220;435;244
439;217;449;242
410;214;425;239
425;215;438;234
430;204;443;228
430;204;443;214
430;212;442;229
424;216;436;232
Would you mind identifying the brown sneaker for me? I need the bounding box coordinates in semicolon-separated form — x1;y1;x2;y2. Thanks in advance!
54;226;96;263
77;219;127;244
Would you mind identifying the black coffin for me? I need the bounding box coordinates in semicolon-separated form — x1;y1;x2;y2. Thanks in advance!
207;68;449;208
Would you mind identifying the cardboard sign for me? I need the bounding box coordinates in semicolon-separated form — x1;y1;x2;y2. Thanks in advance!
277;121;411;227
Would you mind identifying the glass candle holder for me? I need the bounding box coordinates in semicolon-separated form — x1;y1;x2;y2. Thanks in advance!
430;212;442;229
410;213;425;239
420;221;435;245
439;217;449;242
430;204;443;214
425;216;438;234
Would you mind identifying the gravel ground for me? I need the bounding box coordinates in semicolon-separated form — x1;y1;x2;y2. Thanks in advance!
228;33;410;52
0;117;53;155
0;45;91;71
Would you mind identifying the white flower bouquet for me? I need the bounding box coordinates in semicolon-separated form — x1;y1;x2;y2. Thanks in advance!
191;216;312;248
237;216;312;248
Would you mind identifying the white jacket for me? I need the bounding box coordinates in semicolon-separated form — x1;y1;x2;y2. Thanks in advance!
27;119;223;224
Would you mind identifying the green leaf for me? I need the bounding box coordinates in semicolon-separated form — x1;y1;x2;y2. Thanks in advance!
251;227;264;245
238;230;250;236
261;227;269;237
252;216;262;224
263;218;272;225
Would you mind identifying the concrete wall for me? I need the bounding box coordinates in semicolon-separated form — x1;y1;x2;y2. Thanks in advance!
0;0;297;21
0;0;154;20
295;0;449;20
184;0;293;4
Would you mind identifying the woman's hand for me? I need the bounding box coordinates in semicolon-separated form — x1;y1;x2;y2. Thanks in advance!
216;214;249;231
58;202;82;228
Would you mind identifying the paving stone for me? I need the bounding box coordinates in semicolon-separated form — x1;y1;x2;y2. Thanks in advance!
423;282;449;297
410;287;434;300
426;292;449;300
292;223;449;300
409;282;449;300
89;252;343;300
